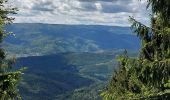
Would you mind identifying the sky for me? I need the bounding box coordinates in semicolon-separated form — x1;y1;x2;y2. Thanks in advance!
8;0;150;26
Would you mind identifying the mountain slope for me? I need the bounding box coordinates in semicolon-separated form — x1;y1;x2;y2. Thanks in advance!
3;23;140;99
14;52;120;100
4;23;140;56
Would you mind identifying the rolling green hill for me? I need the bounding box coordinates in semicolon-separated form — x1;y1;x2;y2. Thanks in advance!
13;51;138;100
15;52;116;99
3;23;139;99
4;23;140;56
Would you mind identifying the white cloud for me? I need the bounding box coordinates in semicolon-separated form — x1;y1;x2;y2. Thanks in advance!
8;0;149;26
95;2;102;10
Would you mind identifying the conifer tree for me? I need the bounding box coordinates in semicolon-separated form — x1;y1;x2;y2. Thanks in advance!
102;0;170;99
0;0;24;99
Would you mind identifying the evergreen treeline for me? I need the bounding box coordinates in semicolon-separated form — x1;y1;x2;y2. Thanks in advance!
102;0;170;99
0;0;24;99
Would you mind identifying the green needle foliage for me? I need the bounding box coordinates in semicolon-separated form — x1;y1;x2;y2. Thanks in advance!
0;0;25;99
102;0;170;99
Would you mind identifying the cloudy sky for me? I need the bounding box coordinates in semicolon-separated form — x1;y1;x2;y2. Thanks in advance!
8;0;150;26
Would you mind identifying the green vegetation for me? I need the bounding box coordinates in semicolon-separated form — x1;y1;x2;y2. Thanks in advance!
4;23;140;56
16;52;116;100
2;16;139;99
14;51;137;100
102;0;170;99
0;0;24;99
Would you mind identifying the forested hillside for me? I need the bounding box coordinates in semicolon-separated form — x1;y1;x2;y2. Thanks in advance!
3;24;140;56
1;23;140;100
14;52;119;100
13;51;137;100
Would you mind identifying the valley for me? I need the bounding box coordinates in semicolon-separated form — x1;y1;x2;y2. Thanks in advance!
4;23;139;100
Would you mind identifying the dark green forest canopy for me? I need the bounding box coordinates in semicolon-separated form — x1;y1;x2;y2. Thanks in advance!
102;0;170;99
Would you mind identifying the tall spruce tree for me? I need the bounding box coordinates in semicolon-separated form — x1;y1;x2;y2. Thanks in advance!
0;0;24;99
102;0;170;99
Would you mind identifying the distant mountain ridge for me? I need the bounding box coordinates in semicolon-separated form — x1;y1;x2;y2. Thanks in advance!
4;23;140;56
3;23;140;99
